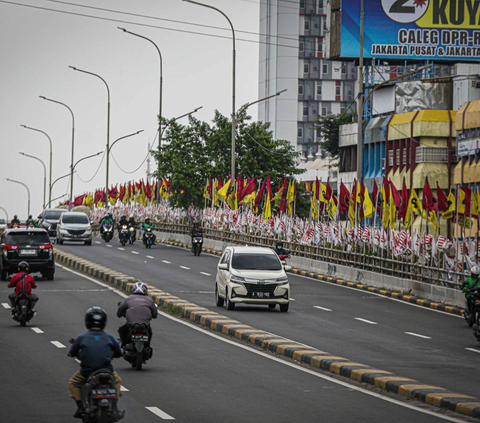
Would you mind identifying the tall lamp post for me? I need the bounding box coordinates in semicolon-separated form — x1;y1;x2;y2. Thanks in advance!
20;125;53;206
6;178;31;217
19;152;46;210
39;96;75;209
182;0;236;180
0;206;8;224
69;66;111;208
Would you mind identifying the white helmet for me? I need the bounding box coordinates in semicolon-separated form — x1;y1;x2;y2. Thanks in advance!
471;266;480;277
132;282;148;295
129;214;134;219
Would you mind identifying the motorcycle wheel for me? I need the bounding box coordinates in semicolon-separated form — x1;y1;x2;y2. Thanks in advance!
197;246;202;256
121;239;126;246
98;407;109;423
464;310;474;327
135;352;143;371
19;313;27;327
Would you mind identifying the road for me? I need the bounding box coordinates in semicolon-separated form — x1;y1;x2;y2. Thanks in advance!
58;238;480;401
0;264;466;422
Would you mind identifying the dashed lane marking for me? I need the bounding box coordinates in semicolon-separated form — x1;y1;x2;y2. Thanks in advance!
162;260;171;264
120;385;129;392
314;306;332;312
2;303;11;309
146;255;155;259
146;407;175;420
354;318;377;325
179;266;190;270
118;247;125;251
465;348;480;354
131;251;139;255
200;272;211;276
106;245;112;248
31;327;44;334
75;359;81;364
405;332;432;339
51;341;66;348
95;241;101;244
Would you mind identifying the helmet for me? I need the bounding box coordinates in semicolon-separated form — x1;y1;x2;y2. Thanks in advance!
132;282;148;295
472;266;480;277
13;215;18;219
85;306;107;330
107;212;112;219
145;217;150;222
28;215;32;219
193;221;198;226
129;214;134;219
276;240;284;248
18;261;29;272
121;214;126;219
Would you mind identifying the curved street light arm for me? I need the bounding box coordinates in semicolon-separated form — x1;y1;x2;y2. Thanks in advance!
5;178;31;217
160;106;203;137
0;206;9;223
19;152;47;209
73;151;103;171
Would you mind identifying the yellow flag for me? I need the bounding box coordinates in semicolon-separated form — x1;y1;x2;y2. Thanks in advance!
227;190;238;210
327;197;337;221
363;187;374;218
458;187;465;215
442;190;455;220
311;181;319;219
319;183;327;203
217;179;231;200
381;184;389;229
404;189;423;229
263;191;272;222
472;192;479;218
213;180;221;207
287;181;295;216
389;186;396;229
203;180;211;201
243;190;256;206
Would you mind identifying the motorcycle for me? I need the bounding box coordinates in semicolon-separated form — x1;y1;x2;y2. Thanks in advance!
102;224;114;243
119;225;129;247
143;228;154;249
121;323;152;371
191;235;203;256
11;291;35;327
278;253;290;269
128;225;136;245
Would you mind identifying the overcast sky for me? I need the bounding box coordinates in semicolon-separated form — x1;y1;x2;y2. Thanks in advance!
0;0;261;220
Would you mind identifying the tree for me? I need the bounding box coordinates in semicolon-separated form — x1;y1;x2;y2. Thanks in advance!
314;112;355;161
154;110;302;208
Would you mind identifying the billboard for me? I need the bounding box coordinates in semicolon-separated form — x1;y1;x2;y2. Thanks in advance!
332;0;480;61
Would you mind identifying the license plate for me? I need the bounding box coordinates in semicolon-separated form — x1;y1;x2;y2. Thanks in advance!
131;335;149;341
91;388;117;398
20;250;37;256
253;292;270;298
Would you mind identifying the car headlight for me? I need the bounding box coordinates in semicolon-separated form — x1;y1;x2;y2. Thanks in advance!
230;275;246;284
276;276;289;285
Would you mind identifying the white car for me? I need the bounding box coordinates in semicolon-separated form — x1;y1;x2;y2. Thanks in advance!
56;211;92;245
215;246;291;312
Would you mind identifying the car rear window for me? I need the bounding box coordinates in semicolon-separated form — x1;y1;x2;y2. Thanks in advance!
0;219;5;224
231;253;282;271
44;210;64;220
62;214;89;224
6;232;51;245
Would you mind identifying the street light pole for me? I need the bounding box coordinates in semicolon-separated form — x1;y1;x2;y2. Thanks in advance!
19;152;46;210
0;206;9;224
182;0;236;180
69;66;110;208
238;89;287;116
6;178;30;217
48;172;75;208
20;125;53;206
160;106;203;138
39;96;75;210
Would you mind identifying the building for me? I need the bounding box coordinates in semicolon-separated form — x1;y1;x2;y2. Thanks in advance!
258;0;356;164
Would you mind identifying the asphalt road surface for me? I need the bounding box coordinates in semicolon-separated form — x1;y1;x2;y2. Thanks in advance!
58;238;480;400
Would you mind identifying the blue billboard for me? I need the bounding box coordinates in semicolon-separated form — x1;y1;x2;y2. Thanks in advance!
337;0;480;61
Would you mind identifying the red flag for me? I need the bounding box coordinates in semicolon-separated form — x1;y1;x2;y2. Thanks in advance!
391;182;401;208
382;176;390;203
279;177;289;213
119;184;126;202
398;178;408;219
422;176;437;212
254;178;266;210
437;182;448;213
73;194;86;207
239;176;257;202
339;181;350;214
325;179;332;202
464;185;472;215
315;177;320;200
372;180;380;214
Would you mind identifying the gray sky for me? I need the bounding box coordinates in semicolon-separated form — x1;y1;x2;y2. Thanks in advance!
0;0;260;220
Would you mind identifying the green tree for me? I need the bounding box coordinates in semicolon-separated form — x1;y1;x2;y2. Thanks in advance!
314;112;355;161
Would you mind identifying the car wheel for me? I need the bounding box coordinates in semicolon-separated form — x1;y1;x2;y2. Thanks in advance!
46;270;54;281
268;304;276;309
1;270;7;281
215;284;224;307
85;240;92;246
280;303;289;312
225;288;235;311
58;236;63;245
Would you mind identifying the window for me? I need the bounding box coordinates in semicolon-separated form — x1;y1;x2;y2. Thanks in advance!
340;107;346;114
318;41;323;52
303;106;308;116
304;63;309;74
298;127;303;138
232;253;282;271
341;63;346;74
62;214;89;224
336;86;341;96
323;20;327;31
305;20;310;31
299;85;304;95
322;63;328;74
300;0;305;8
299;41;304;52
322;107;327;116
317;85;322;96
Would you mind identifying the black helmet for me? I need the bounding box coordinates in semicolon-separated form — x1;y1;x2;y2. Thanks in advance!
85;306;107;330
18;261;29;272
121;214;126;219
13;215;18;219
145;217;150;221
193;221;198;226
28;215;32;219
276;240;284;248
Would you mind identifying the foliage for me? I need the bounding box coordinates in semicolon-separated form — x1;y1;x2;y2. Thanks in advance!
154;110;302;208
314;112;356;160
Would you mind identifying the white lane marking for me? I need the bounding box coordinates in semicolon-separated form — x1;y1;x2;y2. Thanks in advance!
118;247;125;251
354;318;377;325
179;266;190;270
75;359;81;364
162;260;171;264
95;241;101;244
31;327;44;334
160;311;463;423
466;348;480;354
51;341;66;348
200;272;211;276
147;255;155;259
314;306;332;312
131;251;139;255
2;303;11;309
146;407;175;420
405;332;431;339
120;385;129;392
106;245;112;248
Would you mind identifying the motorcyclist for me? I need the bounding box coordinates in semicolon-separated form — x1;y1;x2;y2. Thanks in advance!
99;212;114;234
10;215;20;228
127;214;136;228
140;217;156;245
274;240;291;258
190;221;203;238
117;214;128;237
68;307;124;420
117;282;157;347
462;265;480;322
26;215;36;227
127;214;136;244
7;261;38;316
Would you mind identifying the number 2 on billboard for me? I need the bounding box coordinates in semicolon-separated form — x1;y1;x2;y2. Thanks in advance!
382;0;429;24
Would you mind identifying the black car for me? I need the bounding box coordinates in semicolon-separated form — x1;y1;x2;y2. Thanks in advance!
0;228;55;280
39;208;65;237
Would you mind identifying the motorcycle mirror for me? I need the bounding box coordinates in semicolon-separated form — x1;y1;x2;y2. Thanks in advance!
69;338;75;344
117;301;122;306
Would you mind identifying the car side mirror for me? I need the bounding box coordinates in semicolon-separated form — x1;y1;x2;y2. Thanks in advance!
218;263;228;271
117;301;122;306
284;265;292;272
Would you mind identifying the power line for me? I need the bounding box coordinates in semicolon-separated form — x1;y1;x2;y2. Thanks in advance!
75;149;106;183
0;0;299;50
110;149;150;174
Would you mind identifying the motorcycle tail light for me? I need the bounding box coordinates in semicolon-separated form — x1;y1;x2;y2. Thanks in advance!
99;376;111;384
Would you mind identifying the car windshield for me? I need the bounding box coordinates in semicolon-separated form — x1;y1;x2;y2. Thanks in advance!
62;214;89;224
44;210;64;220
231;253;282;271
0;219;5;224
6;232;50;245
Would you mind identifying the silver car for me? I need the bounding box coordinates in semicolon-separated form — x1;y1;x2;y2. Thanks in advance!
56;212;92;245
